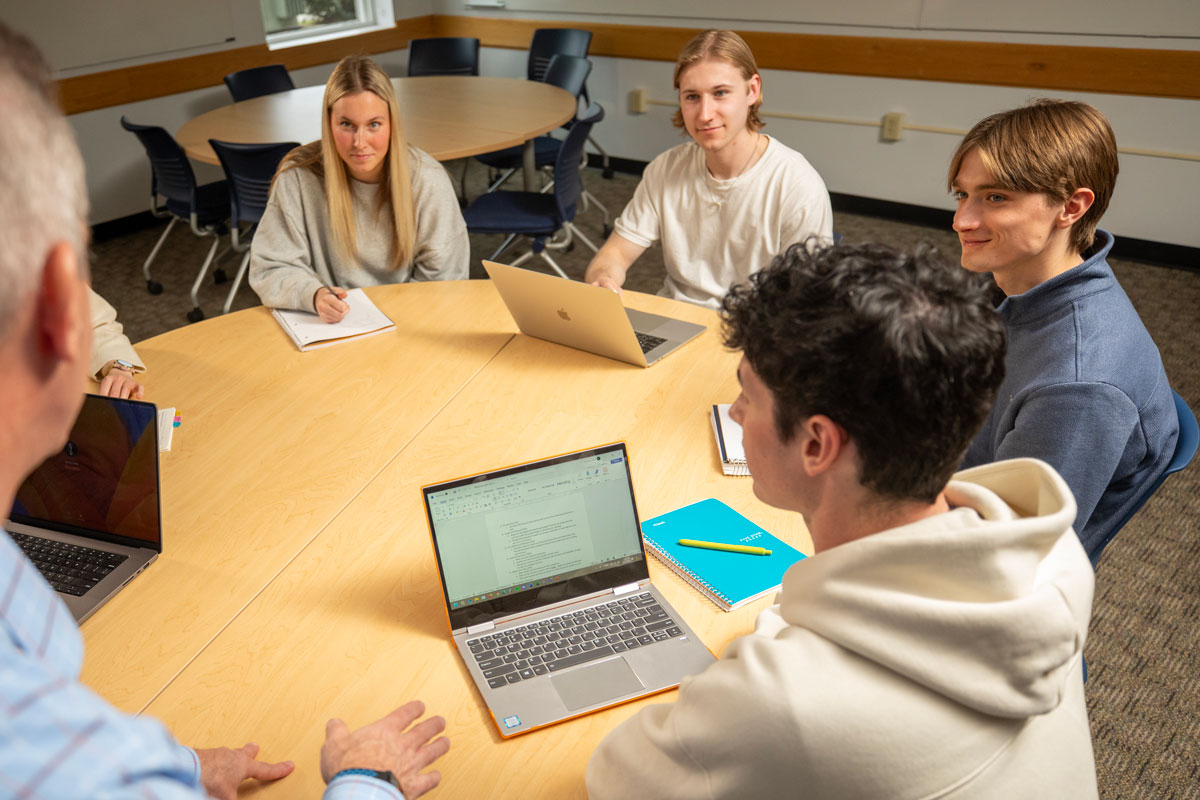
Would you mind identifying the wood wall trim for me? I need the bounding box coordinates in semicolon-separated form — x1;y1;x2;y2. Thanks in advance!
57;16;435;115
57;13;1200;115
433;15;1200;100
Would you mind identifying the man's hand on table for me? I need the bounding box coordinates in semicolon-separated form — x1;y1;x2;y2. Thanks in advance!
196;743;295;799
321;700;450;798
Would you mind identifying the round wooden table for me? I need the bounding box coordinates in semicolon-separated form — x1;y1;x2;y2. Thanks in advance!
82;281;813;797
177;76;577;189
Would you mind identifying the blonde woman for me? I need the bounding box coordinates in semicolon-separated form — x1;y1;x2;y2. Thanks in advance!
250;55;468;323
584;30;832;308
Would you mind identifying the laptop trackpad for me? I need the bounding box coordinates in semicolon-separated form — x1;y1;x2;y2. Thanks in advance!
551;657;645;711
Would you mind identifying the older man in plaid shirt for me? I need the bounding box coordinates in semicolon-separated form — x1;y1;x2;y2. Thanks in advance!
0;24;449;800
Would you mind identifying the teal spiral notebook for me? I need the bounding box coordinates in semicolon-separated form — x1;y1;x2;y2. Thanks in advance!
641;498;806;611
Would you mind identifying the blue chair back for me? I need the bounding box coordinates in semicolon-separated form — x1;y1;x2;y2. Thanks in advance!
528;28;592;83
552;103;603;224
208;140;299;228
1095;389;1198;564
542;54;591;102
224;65;295;103
120;116;197;211
408;36;480;76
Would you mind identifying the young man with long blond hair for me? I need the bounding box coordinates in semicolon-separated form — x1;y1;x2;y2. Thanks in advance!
250;55;468;324
950;100;1178;566
584;29;832;308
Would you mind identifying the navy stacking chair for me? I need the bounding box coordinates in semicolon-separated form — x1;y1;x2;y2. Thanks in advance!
527;28;591;82
528;28;612;180
120;116;230;323
209;139;299;314
223;65;295;102
477;55;591;186
464;104;604;278
407;37;480;76
1094;390;1198;568
476;55;608;239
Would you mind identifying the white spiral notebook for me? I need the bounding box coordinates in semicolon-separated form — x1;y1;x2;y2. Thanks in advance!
710;404;749;476
270;288;395;351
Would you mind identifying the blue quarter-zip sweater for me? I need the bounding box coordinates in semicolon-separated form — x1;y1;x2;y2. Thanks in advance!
962;230;1179;566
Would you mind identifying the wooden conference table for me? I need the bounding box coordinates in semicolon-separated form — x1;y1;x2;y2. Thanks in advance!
81;281;813;798
177;76;576;190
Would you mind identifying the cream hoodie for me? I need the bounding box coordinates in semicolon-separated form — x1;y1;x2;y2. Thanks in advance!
587;458;1097;798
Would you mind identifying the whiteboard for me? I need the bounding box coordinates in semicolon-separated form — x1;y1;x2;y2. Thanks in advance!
9;0;239;72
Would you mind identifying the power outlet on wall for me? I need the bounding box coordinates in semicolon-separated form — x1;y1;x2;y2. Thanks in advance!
629;88;649;114
881;112;905;142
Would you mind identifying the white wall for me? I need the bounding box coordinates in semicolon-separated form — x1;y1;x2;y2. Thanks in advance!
29;0;1200;247
28;4;425;226
444;2;1200;249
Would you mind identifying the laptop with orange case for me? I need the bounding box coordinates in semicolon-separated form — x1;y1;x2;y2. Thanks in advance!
422;442;715;737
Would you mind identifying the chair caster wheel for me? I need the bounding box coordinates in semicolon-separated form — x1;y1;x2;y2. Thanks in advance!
566;241;575;253
214;269;228;284
187;307;205;323
602;224;612;238
602;167;614;179
147;280;163;295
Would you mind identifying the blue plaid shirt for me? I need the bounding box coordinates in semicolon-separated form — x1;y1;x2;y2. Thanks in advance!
1;531;401;799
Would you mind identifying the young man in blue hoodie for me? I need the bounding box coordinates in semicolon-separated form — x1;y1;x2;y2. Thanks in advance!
950;100;1178;566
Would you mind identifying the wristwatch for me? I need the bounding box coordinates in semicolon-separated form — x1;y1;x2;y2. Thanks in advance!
332;768;402;791
100;359;138;379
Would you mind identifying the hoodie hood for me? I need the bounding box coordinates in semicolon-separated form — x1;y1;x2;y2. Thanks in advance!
776;458;1094;719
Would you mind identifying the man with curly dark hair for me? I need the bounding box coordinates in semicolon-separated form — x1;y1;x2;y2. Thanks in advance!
587;241;1098;798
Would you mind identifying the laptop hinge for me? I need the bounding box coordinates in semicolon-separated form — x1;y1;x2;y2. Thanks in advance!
466;621;495;635
612;582;640;596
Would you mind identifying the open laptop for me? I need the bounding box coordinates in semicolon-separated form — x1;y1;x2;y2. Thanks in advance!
7;393;162;623
483;260;706;367
423;442;716;737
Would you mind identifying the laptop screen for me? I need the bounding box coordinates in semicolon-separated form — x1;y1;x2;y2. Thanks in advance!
425;443;649;630
10;394;162;550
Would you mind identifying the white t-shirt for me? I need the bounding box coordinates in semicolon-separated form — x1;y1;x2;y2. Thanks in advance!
614;137;833;308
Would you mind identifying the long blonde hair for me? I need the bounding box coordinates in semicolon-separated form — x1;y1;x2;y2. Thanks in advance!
278;54;415;270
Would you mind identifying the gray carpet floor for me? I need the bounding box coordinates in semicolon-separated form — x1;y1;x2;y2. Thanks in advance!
90;164;1200;798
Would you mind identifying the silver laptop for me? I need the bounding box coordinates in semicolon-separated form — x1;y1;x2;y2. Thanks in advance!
423;442;716;737
7;393;161;623
483;260;706;367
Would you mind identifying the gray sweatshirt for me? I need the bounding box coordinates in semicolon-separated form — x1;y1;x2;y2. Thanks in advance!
249;145;469;312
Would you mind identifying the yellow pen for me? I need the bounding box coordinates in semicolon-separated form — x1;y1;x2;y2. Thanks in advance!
678;539;772;556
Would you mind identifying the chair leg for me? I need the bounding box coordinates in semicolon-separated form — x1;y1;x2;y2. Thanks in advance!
489;234;518;262
565;223;600;255
143;217;179;294
486;168;517;193
582;190;610;226
537;250;569;279
222;251;252;315
509;250;534;268
588;134;613;179
187;235;221;323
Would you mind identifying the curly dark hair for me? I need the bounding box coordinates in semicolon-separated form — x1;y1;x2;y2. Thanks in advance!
721;240;1006;503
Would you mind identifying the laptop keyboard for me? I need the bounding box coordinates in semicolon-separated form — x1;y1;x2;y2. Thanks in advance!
10;532;128;597
468;592;684;688
635;331;667;354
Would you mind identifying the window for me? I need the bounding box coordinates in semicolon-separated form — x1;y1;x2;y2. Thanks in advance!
260;0;394;47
